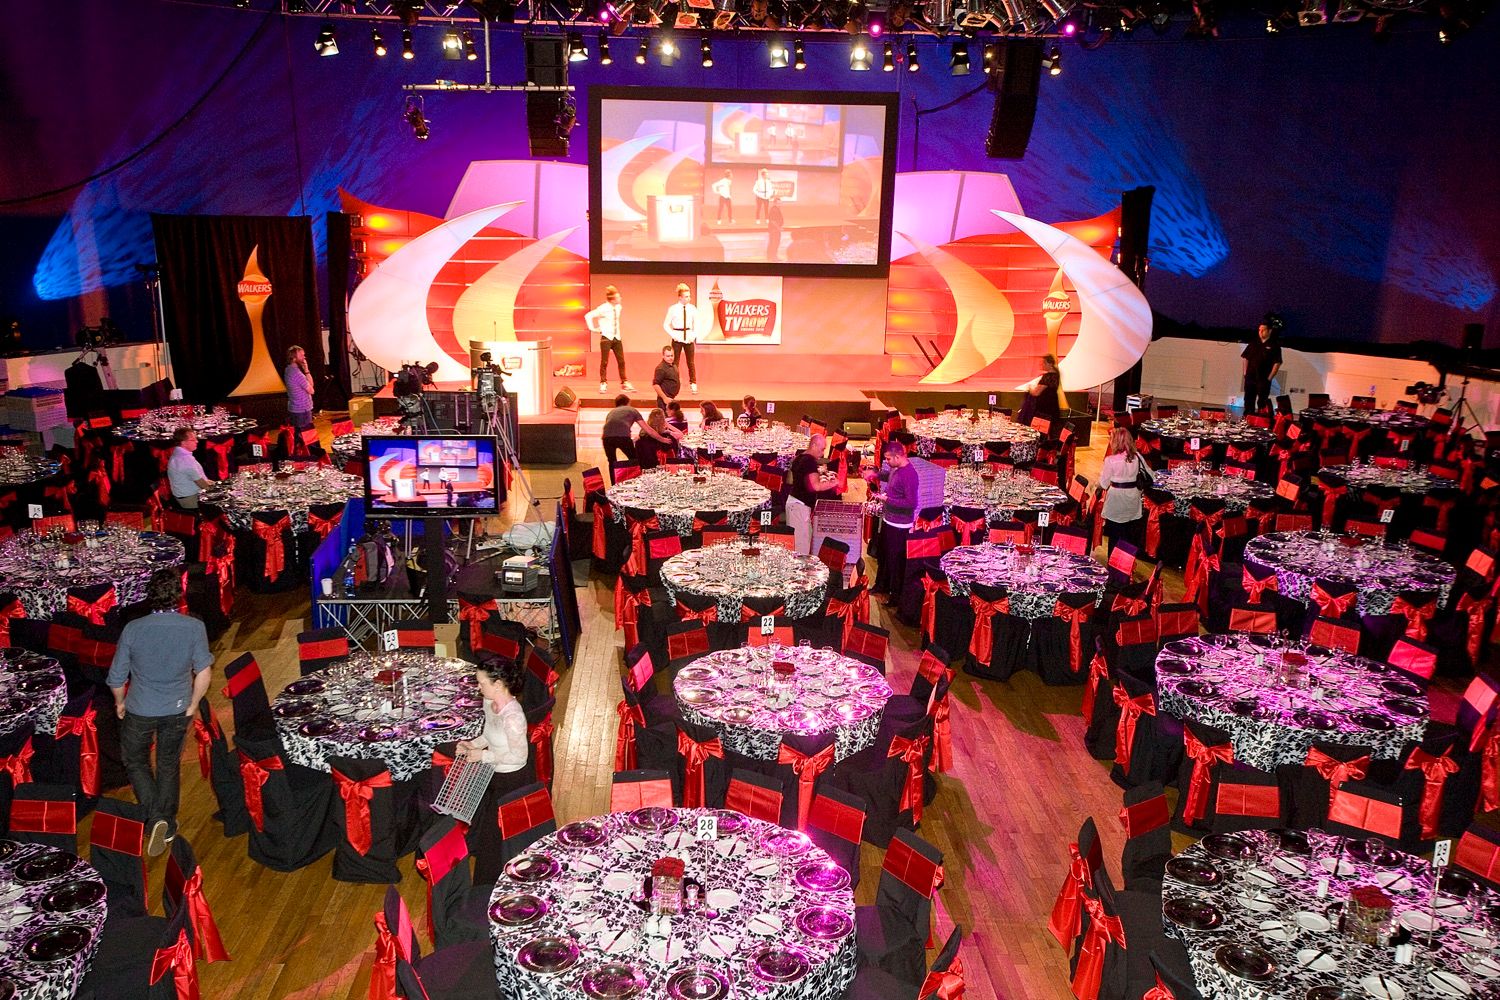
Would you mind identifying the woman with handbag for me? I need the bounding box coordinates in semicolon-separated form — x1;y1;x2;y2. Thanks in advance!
1099;425;1146;554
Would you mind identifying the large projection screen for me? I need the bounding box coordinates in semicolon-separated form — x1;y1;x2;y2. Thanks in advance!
589;86;899;278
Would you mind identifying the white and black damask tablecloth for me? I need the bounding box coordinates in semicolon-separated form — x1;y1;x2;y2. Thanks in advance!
0;650;66;744
0;840;108;1000
0;524;184;620
0;452;61;488
674;645;892;762
939;542;1108;620
1321;464;1451;497
331;416;405;466
608;470;772;537
681;424;809;469
1140;417;1276;448
200;466;362;533
659;542;829;624
1242;531;1455;617
866;467;1066;524
1155;634;1428;772
272;651;483;781
1163;828;1499;1000
489;808;857;1000
1153;467;1274;516
911;411;1041;465
1301;406;1429;434
113;405;258;442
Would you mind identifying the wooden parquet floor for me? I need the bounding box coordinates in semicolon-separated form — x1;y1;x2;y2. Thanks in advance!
79;422;1161;1000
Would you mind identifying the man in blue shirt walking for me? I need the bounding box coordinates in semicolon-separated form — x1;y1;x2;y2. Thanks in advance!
107;568;215;856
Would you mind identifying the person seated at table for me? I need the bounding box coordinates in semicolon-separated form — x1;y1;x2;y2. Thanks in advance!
652;344;681;408
787;433;839;553
665;400;690;435
700;400;728;429
637;408;681;470
167;427;213;509
459;657;532;884
738;395;763;429
1099;425;1145;555
601;393;645;472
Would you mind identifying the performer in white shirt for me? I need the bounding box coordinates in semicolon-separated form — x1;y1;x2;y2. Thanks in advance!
753;169;774;222
586;285;632;393
710;170;733;224
661;282;699;394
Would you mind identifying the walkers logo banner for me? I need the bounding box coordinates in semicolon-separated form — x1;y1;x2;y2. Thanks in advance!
696;275;782;345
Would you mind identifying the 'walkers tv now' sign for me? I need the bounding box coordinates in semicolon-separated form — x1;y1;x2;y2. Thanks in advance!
696;275;782;346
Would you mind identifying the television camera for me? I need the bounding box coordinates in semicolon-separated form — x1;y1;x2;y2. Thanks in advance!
1405;381;1445;405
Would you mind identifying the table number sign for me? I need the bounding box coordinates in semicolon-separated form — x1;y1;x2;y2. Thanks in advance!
759;510;772;526
27;503;43;520
1379;507;1394;524
696;814;718;840
759;615;775;635
381;629;399;652
1037;510;1050;528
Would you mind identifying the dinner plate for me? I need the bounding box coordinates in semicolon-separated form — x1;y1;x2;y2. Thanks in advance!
664;967;730;1000
490;893;549;927
795;905;853;940
750;946;810;984
1383;698;1424;718
1238;891;1276;913
1381;678;1424;698
1163;896;1224;931
284;677;325;696
746;912;784;935
762;829;811;857
1202;833;1255;861
794;862;851;892
1461;953;1500;979
1294;709;1338;730
1156;658;1195;676
15;672;62;693
38;878;106;913
1359;974;1407;1000
1177;680;1217;698
273;699;319;718
1293;911;1333;932
1272;855;1309;877
1427;971;1473;997
558;821;607;849
22;924;92;962
1215;942;1275;982
1296;949;1337;973
516;936;580;975
355;725;398;742
1439;872;1476;898
419;714;464;731
1165;856;1221;888
628;807;678;832
1397;910;1437;932
15;851;76;883
714;811;748;834
298;718;338;737
505;853;561;884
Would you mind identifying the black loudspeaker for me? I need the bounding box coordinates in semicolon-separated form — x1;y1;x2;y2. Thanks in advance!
1463;323;1485;353
526;93;572;157
985;40;1044;159
525;36;566;86
554;387;578;408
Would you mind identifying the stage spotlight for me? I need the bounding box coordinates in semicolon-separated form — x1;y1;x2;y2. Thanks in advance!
769;36;789;67
403;95;430;140
402;28;415;59
981;41;997;73
636;36;649;62
793;37;806;68
906;39;919;70
657;33;679;65
880;39;893;70
600;33;613;63
372;27;388;55
868;14;884;34
949;40;970;75
463;30;478;59
849;34;872;69
314;22;339;56
1043;44;1061;74
442;28;463;59
701;36;713;66
568;30;588;60
1058;14;1080;34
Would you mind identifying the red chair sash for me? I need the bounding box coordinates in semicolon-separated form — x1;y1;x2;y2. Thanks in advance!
1309;617;1360;653
777;742;837;830
1081;655;1109;729
1119;794;1171;838
592;500;613;560
1215;780;1282;818
1327;788;1402;838
0;597;23;646
308;509;343;541
1390;594;1437;641
1154;608;1199;641
0;737;34;785
675;602;719;627
149;928;201;1000
1182;729;1234;827
614;700;645;771
1388;640;1437;681
299;638;348;663
1054;600;1093;675
968;595;1010;663
740;601;786;623
843;626;886;664
1242;566;1278;604
1112;688;1156;772
1456;830;1500;884
906;535;944;560
1319;482;1347;527
415;821;471;944
498;787;555;839
192;716;218;782
920;576;951;644
528;718;555;786
56;704;100;796
724;779;782;823
91;808;144;856
1305;747;1369;813
1071;895;1124;1000
677;729;724;808
919;958;966;1000
883;836;944;899
888;734;929;825
66;587;117;626
1310;581;1357;619
252;516;291;581
929;695;954;774
238;751;284;833
808;793;865;846
950;516;986;547
1143;973;1178;1000
222;660;263;699
167;861;231;962
334;768;394;856
1228;607;1277;634
1183;534;1220;615
1141;493;1173;557
1455;592;1490;665
9;798;76;835
825;597;858;647
1115;616;1158;648
624;513;661;575
1403;747;1457;840
1049;842;1091;949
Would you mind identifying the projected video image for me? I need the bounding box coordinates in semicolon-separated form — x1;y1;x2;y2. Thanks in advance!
593;89;894;271
364;436;500;514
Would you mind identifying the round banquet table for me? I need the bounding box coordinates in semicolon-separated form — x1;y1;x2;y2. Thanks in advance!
674;644;892;762
911;410;1040;464
1155;633;1428;772
0;452;62;489
113;405;258;442
488;807;857;1000
939;542;1108;620
607;469;772;537
0;840;108;1000
331;416;404;466
271;650;484;781
0;524;185;620
1242;531;1455;617
1301;405;1429;434
1321;464;1451;497
1152;466;1275;516
867;467;1066;524
681;424;809;470
199;466;362;533
659;542;829;624
1139;416;1276;449
1162;828;1499;1000
0;649;67;744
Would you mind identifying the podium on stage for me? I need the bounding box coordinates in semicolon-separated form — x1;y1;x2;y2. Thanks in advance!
469;338;554;417
647;195;698;244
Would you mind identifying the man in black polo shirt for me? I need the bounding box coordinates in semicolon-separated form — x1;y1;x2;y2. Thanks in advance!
652;345;680;407
1241;314;1284;415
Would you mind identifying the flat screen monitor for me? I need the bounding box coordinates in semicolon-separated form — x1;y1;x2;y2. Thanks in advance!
363;434;500;516
589;86;899;277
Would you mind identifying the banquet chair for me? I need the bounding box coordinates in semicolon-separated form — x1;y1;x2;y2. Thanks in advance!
1088;867;1198;1000
740;592;789;623
474;616;526;664
8;780;77;851
699;523;738;548
494;782;557;869
328;755;414;883
524;697;556;790
234;730;337;872
759;524;797;549
964;583;1028;682
1110;668;1180;790
847;923;962;1000
843;620;889;671
986;520;1028;546
1322;772;1421;850
1049;816;1104;963
1453;825;1500;891
615;677;678;776
221;651;275;740
623;642;673;713
296;627;349;676
373;886;496;1000
675;719;728;809
523;642;561;701
772;732;839;829
808;787;866;890
88;796;149;919
830;711;933;848
34;687;103;805
1083;641;1123;761
1357;610;1412;664
644;529;683;573
1409;527;1448;555
163;835;230;963
1283;740;1379;830
899;528;955;626
195;700;249;837
1275;511;1314;532
1153;602;1200;645
243;509;296;592
917;567;962;657
743;617;798;648
416;817;490;948
665;610;715;663
1051;524;1090;557
855;829;945;987
1119;781;1172;892
1031;590;1102;685
1307;615;1360;653
301;500;345;557
1173;719;1255;834
1105;611;1158;679
891;647;953;719
724;768;783;823
610;769;674;812
389;618;437;650
817;536;851;575
1105;541;1138;587
822;578;868;651
72;903;197;1000
63;582;120;628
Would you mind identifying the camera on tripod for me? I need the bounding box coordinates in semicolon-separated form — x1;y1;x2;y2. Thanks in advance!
76;317;121;350
393;361;439;398
472;352;505;405
1405;381;1445;405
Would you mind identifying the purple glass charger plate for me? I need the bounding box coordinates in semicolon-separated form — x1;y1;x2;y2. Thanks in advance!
1202;833;1254;861
515;935;580;974
1214;942;1276;982
794;861;851;892
1292;709;1338;731
719;706;756;725
1176;680;1217;699
795;905;854;940
628;807;679;832
1384;698;1424;718
14;672;62;692
419;714;464;731
762;829;812;857
1163;896;1225;931
750;945;811;983
581;962;649;999
505;853;562;883
1165;856;1222;888
714;811;749;834
6;655;58;673
21;924;93;962
558;821;607;849
273;699;319;718
299;718;338;737
490;893;549;927
1157;658;1195;676
1380;678;1423;698
284;677;325;696
0;975;15;1000
356;724;400;742
14;851;78;883
665;966;731;1000
38;878;106;914
1350;711;1395;731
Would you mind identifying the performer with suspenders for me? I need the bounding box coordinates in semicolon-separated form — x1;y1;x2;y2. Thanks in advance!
662;282;700;394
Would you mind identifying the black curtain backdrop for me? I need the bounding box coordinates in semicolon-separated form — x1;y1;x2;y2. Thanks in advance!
323;210;353;409
151;213;323;403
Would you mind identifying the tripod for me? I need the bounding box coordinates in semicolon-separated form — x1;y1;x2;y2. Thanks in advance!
465;384;544;563
1449;374;1489;441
